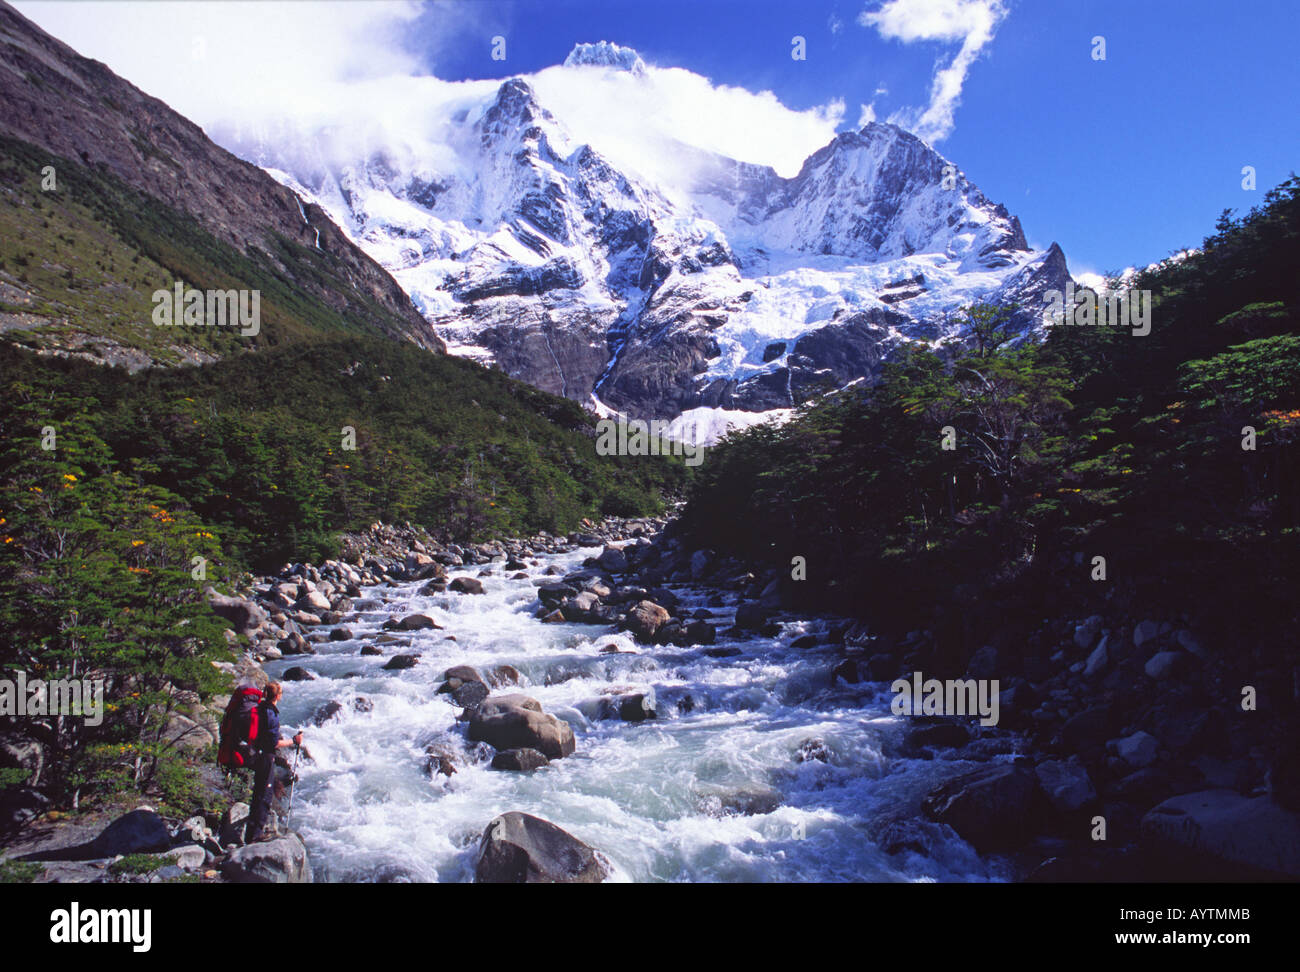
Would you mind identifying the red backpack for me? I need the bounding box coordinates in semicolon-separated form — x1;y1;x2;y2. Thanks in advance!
217;686;263;768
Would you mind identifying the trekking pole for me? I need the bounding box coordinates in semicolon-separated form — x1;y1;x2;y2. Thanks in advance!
285;743;301;830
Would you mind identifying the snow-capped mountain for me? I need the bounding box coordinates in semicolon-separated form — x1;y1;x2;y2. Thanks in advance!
216;43;1071;439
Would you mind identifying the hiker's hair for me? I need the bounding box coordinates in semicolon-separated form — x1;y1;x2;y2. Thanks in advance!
266;682;282;701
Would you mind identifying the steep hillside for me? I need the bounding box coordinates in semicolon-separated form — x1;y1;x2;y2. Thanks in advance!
0;1;439;365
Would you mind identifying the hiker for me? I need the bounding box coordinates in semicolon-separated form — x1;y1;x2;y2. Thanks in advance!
245;682;303;843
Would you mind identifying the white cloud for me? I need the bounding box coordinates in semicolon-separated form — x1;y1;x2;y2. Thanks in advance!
13;0;846;186
858;103;877;127
532;65;844;183
15;1;427;125
858;0;1007;142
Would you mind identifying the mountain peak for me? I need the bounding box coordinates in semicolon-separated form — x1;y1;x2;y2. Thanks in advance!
563;41;647;76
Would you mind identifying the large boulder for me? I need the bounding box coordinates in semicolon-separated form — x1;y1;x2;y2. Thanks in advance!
537;583;578;609
625;601;671;643
734;603;773;632
1034;759;1098;812
1141;790;1300;879
474;812;608;883
94;808;174;856
467;695;575;760
921;765;1049;851
297;590;332;614
31;808;174;860
221;833;312;883
206;589;268;636
1110;730;1161;768
596;545;629;573
1144;651;1184;680
561;591;605;623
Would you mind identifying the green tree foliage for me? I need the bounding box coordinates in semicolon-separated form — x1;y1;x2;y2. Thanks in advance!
680;174;1300;634
1;336;686;571
0;389;232;808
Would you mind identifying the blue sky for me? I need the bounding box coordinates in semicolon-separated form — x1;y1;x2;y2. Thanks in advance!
411;0;1300;277
17;0;1300;278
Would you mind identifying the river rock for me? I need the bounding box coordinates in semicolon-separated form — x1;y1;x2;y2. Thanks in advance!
1034;759;1098;812
221;832;312;883
734;603;773;632
282;666;315;682
161;844;206;871
474;812;608;883
908;723;970;750
387;613;441;631
278;634;315;656
443;665;485;685
312;701;344;726
921;764;1049;851
85;809;173;858
1110;730;1161;768
297;591;332;614
206;589;268;636
491;748;550;771
1141;789;1300;878
625;600;671;643
438;666;489;707
1083;636;1109;678
383;654;420;671
219;803;249;846
538;583;578;608
449;576;485;595
1072;614;1103;650
1144;651;1183;680
596;545;629;573
560;591;604;623
451;680;489;708
467;695;576;760
618;691;657;722
699;782;783;816
1133;619;1161;648
424;745;459;778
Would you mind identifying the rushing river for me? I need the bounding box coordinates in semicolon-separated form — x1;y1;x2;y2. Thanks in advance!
268;543;1011;882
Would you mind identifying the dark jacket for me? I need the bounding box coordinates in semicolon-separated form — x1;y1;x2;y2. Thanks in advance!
255;699;282;756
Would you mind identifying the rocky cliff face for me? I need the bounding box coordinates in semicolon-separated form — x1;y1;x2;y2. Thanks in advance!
213;43;1072;435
